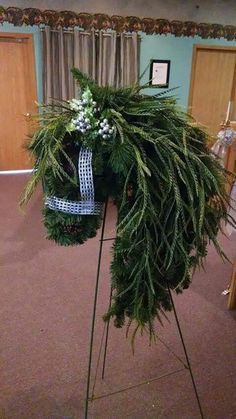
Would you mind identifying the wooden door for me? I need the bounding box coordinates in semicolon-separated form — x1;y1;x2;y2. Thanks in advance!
188;45;236;137
226;123;236;310
0;33;37;170
228;258;236;310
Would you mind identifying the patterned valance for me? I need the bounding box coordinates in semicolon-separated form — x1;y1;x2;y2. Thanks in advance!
0;6;235;40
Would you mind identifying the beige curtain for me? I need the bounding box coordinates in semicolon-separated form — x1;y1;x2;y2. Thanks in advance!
42;27;139;103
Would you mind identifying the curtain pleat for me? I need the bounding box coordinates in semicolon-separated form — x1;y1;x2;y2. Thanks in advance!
42;28;139;102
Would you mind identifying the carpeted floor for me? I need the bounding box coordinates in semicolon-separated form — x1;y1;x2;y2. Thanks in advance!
0;174;235;419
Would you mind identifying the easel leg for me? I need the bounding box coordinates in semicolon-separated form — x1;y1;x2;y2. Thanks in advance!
84;200;108;419
167;284;204;419
84;207;204;419
101;287;112;379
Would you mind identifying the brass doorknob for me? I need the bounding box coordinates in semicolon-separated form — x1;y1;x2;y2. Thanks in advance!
25;112;31;118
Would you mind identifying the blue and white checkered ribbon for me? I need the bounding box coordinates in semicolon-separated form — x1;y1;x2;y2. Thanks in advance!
45;146;102;215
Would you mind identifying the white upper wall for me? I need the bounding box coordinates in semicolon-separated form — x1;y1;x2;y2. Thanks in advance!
1;0;236;26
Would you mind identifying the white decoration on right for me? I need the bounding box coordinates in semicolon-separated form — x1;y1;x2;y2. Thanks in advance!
211;124;236;164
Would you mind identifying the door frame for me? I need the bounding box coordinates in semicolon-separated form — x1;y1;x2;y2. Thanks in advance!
0;32;37;173
188;44;236;114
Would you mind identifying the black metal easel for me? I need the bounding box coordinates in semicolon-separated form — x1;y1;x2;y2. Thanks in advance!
84;201;204;419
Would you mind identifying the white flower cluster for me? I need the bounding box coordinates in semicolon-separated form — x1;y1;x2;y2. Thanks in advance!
69;98;97;134
69;97;97;112
67;88;114;140
98;118;114;139
217;127;236;147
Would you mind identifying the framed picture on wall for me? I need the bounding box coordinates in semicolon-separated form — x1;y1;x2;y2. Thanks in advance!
149;59;171;88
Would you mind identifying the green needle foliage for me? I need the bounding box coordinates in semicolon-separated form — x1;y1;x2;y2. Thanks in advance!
21;69;235;340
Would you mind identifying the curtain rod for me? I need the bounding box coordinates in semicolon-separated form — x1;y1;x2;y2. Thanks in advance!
40;28;139;38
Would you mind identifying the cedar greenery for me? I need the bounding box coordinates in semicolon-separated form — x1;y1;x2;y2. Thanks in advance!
21;69;235;339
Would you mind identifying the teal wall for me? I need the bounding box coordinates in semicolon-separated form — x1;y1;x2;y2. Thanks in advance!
1;22;235;110
140;33;236;111
0;23;43;102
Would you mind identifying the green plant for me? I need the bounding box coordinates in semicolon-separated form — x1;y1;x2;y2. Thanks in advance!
21;69;236;340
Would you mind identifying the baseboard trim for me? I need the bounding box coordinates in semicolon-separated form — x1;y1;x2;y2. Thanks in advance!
0;169;34;175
